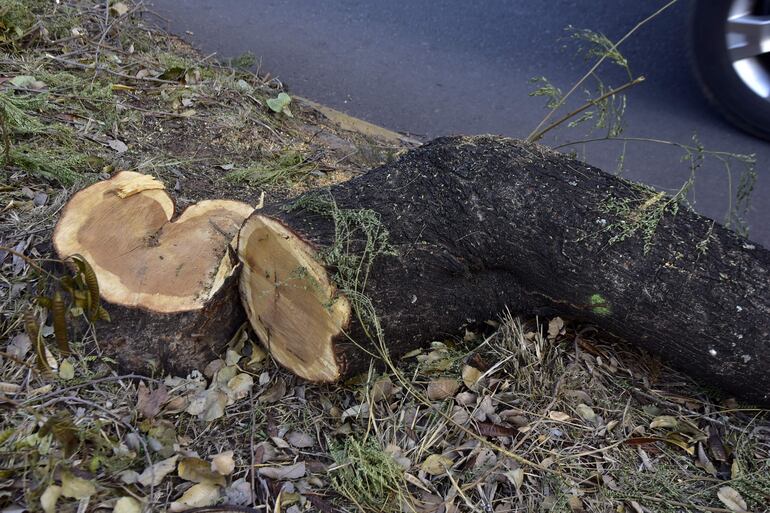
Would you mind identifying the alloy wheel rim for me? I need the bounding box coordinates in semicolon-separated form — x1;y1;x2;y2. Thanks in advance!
727;0;770;99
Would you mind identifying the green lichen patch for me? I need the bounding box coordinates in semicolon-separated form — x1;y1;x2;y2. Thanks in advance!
590;293;611;315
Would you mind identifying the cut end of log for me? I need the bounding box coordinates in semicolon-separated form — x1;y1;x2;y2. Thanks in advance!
238;215;351;382
53;171;254;313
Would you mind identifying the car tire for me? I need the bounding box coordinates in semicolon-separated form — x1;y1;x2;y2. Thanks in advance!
690;0;770;140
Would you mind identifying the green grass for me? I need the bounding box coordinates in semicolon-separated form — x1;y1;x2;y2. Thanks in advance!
11;143;100;185
225;150;314;186
330;437;406;512
599;182;688;253
0;0;35;45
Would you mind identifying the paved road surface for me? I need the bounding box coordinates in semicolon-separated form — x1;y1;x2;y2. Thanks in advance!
150;0;770;245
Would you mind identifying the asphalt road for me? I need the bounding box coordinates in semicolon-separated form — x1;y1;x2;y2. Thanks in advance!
150;0;770;246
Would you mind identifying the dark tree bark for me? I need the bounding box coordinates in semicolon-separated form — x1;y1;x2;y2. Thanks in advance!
239;135;770;406
96;254;247;375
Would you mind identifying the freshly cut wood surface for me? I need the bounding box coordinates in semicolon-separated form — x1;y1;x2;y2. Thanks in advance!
54;171;253;312
53;171;254;373
238;215;350;381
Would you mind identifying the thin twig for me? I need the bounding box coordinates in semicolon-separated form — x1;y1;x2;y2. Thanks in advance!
249;386;257;507
528;76;645;142
19;373;160;405
0;245;49;274
0;350;34;369
637;495;734;513
553;136;756;161
44;53;180;85
526;0;679;142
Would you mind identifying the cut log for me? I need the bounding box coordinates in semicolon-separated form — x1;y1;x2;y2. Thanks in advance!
238;135;770;406
53;171;254;374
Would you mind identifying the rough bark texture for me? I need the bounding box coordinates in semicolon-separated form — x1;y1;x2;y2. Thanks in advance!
249;135;770;405
95;251;247;375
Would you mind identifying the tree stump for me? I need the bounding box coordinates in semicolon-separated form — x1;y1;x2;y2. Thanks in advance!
238;135;770;406
53;171;254;374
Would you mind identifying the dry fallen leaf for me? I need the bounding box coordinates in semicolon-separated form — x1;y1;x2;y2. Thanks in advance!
60;471;96;499
427;378;460;401
40;485;61;513
110;2;129;16
136;382;169;419
7;333;31;359
473;448;497;470
461;365;482;389
43;346;58;372
271;436;291;449
224;478;252;506
455;391;477;406
224;348;240;366
650;415;679;429
421;454;454;476
226;373;253;403
384;444;411;470
211;450;235;476
244;341;267;370
369;376;396;402
575;404;597;424
186;388;228;421
178;457;225;485
548;317;565;339
58;358;75;380
169;482;220;512
286;431;314;448
697;442;719;477
341;403;369;421
108;139;128;153
259;378;287;403
548;411;571;422
476;421;516;437
258;462;306;480
504;468;524;490
564;389;593;405
717;486;749;513
568;495;585;513
113;496;142;513
138;455;178;487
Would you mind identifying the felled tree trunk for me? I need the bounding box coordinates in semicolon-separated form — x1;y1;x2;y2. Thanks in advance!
53;172;254;375
239;135;770;406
